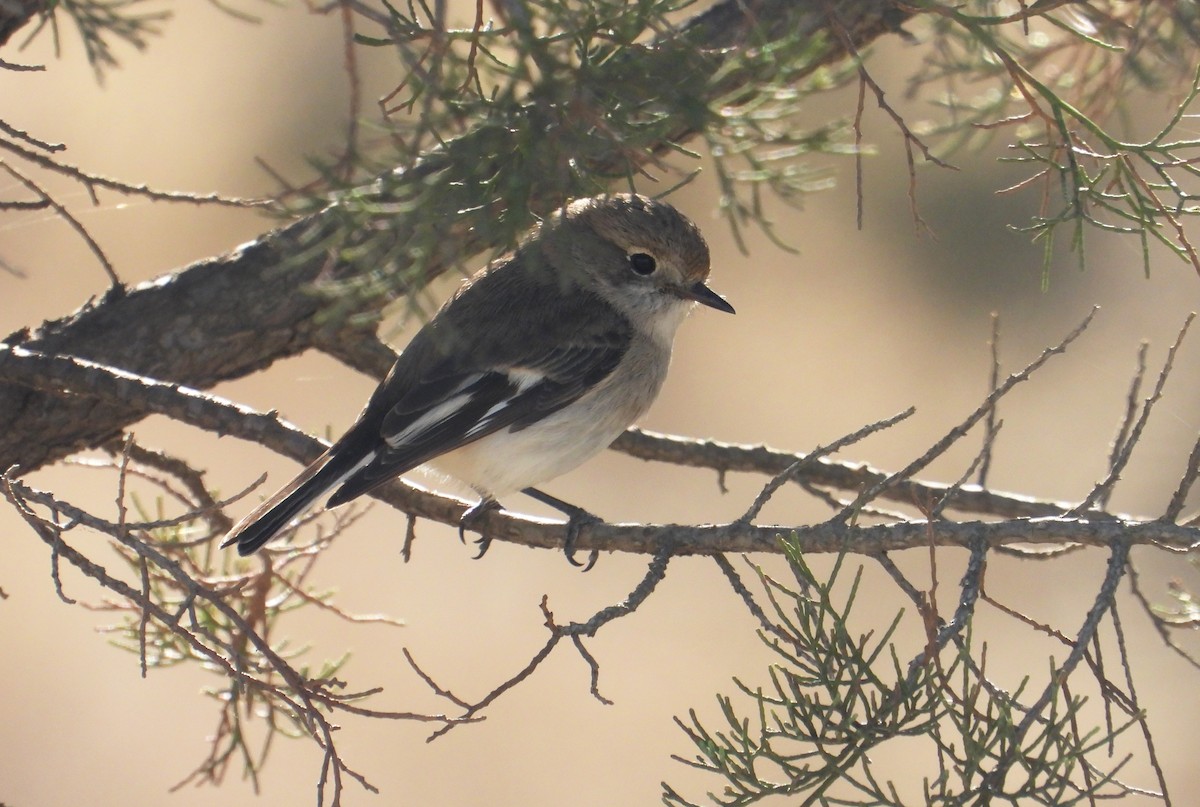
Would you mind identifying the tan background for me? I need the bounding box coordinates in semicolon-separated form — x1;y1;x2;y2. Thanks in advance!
2;5;1199;805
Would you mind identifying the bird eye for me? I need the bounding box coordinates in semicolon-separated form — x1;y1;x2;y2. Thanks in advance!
628;252;657;276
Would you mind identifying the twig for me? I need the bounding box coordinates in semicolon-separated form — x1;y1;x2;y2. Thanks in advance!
1;471;460;804
1124;558;1200;672
977;312;1001;488
0;135;274;208
11;467;264;535
613;427;1074;520
0;159;121;288
931;420;1003;520
1110;599;1173;805
101;440;236;535
819;0;956;234
834;307;1099;524
559;544;674;637
738;408;915;523
0;119;63;152
570;634;613;705
420;545;673;740
1107;341;1149;500
1074;313;1194;514
1164;431;1200;523
335;0;362;180
713;554;793;644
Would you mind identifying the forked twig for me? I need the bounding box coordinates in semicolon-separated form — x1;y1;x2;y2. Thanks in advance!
1074;313;1194;515
417;545;673;740
833;307;1099;523
738;408;915;524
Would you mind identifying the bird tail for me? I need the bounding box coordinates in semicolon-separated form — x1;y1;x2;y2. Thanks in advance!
221;448;375;555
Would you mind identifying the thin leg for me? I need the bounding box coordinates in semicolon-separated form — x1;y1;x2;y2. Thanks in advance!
521;487;601;571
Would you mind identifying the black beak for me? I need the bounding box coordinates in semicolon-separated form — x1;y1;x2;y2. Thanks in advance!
682;281;735;314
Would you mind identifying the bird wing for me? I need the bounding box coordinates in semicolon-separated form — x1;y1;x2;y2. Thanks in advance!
325;276;631;506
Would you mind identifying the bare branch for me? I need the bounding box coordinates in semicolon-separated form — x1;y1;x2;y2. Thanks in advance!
419;546;672;740
1074;313;1195;514
738;408;915;524
0;159;120;287
614;427;1072;520
833;307;1099;523
1109;601;1174;804
1165;432;1200;523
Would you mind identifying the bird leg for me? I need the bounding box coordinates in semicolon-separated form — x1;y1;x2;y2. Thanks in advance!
520;487;601;571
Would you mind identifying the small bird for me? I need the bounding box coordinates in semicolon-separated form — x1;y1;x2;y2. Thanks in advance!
221;193;734;557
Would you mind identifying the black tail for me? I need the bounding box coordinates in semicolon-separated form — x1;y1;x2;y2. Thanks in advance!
221;448;369;555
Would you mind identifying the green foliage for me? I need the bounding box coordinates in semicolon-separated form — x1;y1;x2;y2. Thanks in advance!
907;1;1200;279
27;1;1200;287
287;0;864;317
663;543;1146;806
277;0;1200;295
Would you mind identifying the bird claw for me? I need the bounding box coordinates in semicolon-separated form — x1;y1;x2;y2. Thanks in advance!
459;497;501;558
519;487;601;571
562;510;601;571
463;489;603;569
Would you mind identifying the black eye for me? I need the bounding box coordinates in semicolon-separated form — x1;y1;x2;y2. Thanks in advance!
628;252;657;276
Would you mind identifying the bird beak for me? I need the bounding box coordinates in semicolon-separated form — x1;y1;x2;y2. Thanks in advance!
681;281;735;314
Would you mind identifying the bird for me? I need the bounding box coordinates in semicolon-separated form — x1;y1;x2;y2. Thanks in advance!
221;193;734;559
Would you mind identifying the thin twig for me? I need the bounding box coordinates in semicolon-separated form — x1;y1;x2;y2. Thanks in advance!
713;554;793;644
1124;558;1200;672
977;312;1002;488
0;135;274;208
1107;342;1149;501
739;408;915;523
1074;313;1194;514
1110;600;1173;806
420;545;673;740
613;427;1074;520
1164;432;1200;523
0;159;121;287
931;421;1004;519
834;307;1100;524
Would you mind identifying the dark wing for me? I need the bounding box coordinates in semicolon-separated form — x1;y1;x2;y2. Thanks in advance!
326;265;631;506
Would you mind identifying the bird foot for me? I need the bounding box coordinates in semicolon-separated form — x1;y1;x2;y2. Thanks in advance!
521;487;601;571
459;497;502;559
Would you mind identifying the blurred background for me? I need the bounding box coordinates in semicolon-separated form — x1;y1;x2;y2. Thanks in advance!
2;3;1199;805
